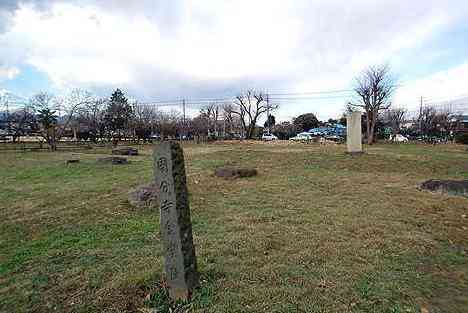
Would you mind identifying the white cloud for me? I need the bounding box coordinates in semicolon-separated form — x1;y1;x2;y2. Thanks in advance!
1;0;468;120
394;62;468;113
0;65;20;81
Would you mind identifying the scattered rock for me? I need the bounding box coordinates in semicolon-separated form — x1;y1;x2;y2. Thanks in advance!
97;156;129;164
214;167;257;178
66;159;80;164
112;147;139;156
420;179;468;197
420;306;430;313
128;183;158;208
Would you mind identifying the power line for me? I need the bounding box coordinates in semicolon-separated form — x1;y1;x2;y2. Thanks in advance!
135;88;357;105
268;89;353;96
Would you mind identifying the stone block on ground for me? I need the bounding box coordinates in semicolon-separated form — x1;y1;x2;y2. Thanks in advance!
420;179;468;197
128;183;158;208
112;147;139;156
66;159;80;164
214;167;258;178
97;156;129;164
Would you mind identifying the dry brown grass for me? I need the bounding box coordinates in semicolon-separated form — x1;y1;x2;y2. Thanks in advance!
0;141;467;312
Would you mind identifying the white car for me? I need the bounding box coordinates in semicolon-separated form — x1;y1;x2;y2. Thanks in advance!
262;133;278;141
289;133;312;141
391;134;409;143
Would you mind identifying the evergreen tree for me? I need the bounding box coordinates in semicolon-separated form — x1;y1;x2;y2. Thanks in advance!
104;89;133;143
264;114;276;128
37;108;58;150
293;113;319;132
37;108;58;129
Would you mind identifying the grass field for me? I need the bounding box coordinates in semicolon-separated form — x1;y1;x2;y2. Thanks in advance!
1;141;467;313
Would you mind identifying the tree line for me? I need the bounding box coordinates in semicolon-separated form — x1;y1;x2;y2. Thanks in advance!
0;89;281;149
1;65;461;148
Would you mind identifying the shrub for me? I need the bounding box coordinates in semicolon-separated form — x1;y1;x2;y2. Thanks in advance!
455;133;468;144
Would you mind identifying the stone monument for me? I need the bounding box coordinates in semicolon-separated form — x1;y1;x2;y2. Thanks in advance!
153;141;199;301
346;111;363;154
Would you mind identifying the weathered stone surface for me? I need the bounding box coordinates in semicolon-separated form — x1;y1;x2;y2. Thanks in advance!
154;141;199;301
112;147;139;156
420;179;468;197
214;167;257;178
97;156;129;164
346;111;363;154
128;183;158;208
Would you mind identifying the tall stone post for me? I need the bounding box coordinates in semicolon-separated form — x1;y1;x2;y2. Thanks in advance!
154;141;199;301
346;111;363;154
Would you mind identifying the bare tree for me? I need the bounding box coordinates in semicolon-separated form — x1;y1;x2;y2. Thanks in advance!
7;106;37;143
351;64;397;144
384;107;406;136
157;110;181;138
200;103;220;137
229;90;277;139
418;105;452;137
31;90;93;150
189;114;209;137
221;103;243;137
222;103;234;134
132;103;159;142
76;98;107;142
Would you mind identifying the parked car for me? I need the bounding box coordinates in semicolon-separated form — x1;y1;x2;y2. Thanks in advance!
325;135;344;143
262;133;278;141
391;134;409;143
290;133;312;141
150;134;161;140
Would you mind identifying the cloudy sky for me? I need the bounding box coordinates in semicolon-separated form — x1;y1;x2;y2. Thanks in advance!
1;0;468;120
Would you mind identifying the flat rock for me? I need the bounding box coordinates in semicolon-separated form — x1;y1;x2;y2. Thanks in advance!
420;179;468;197
66;159;80;164
215;167;257;178
128;183;158;208
112;147;138;156
97;156;129;164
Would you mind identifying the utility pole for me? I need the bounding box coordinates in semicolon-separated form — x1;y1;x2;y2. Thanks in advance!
5;99;11;135
419;96;423;134
266;92;270;134
182;99;186;140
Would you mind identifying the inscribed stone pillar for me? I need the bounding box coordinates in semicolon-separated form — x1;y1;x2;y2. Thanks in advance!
346;111;363;154
153;141;199;301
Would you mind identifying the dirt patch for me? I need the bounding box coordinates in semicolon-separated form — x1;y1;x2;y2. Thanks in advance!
97;156;129;164
112;147;139;156
420;179;468;197
215;167;257;178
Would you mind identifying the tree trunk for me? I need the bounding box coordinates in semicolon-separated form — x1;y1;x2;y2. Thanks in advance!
368;112;378;145
366;110;372;144
50;140;57;151
246;124;253;139
368;123;375;144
